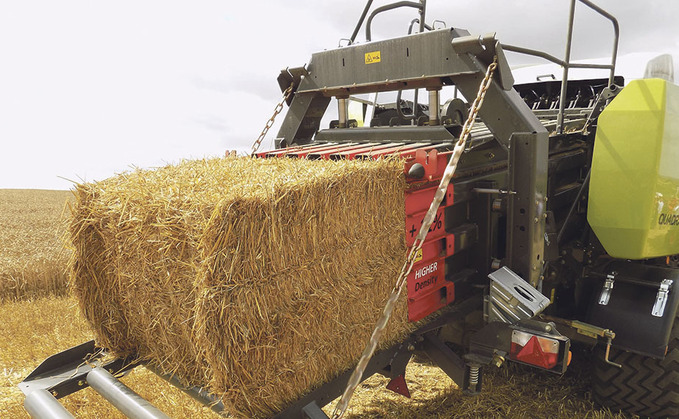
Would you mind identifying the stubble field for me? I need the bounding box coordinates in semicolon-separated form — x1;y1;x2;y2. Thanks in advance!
0;189;629;418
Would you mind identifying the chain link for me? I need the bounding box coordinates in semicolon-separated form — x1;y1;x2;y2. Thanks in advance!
250;83;294;156
331;56;498;419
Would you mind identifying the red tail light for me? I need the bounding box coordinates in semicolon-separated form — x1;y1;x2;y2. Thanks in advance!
509;330;567;370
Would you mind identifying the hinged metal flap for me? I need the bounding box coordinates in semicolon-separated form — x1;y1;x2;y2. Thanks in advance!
486;266;550;324
599;272;616;306
652;279;673;317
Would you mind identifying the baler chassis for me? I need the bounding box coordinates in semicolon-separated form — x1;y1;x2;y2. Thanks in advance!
20;0;679;418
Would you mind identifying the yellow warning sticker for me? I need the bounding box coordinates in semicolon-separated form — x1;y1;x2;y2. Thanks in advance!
414;248;423;263
365;51;381;64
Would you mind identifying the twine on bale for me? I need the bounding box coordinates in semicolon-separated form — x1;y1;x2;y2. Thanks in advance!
332;55;498;419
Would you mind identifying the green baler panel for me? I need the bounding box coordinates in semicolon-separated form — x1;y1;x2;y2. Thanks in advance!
588;79;679;259
587;79;679;259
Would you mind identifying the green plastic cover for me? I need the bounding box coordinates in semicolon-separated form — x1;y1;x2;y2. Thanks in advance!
588;78;679;259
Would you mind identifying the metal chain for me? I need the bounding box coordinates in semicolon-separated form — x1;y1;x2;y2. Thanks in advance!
250;83;294;156
331;55;498;419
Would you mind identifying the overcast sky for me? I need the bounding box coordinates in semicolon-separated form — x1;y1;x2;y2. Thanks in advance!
1;0;678;190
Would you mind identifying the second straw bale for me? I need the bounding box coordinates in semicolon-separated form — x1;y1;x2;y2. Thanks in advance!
70;156;411;418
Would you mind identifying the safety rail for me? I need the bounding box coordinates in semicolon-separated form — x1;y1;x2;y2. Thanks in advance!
501;0;619;133
344;0;618;136
347;0;428;45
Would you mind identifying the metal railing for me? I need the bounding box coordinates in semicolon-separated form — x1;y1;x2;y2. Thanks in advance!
502;0;619;134
343;0;618;135
347;0;427;44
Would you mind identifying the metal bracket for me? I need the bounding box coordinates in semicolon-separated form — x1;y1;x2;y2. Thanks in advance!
583;84;621;133
420;332;466;387
450;33;514;91
302;401;330;419
652;279;674;317
598;272;616;306
18;340;140;399
473;188;517;195
276;66;309;105
541;316;619;368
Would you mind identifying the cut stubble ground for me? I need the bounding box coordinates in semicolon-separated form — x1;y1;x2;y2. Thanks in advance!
0;189;72;301
0;296;630;418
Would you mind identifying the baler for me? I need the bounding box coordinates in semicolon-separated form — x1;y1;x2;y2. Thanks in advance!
19;1;679;418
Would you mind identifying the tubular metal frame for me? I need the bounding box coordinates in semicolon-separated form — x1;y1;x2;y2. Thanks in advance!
502;0;619;134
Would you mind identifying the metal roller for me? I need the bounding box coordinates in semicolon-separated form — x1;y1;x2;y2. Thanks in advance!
24;389;75;419
87;367;170;419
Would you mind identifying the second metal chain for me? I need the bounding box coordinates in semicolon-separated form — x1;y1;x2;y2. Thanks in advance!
331;55;499;419
250;83;294;156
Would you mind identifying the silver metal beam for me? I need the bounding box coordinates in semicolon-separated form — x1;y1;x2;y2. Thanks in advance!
24;389;75;419
337;97;348;128
428;88;440;125
87;367;170;419
146;365;225;414
557;0;577;134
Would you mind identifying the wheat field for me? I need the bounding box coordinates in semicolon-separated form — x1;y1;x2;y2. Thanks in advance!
0;189;627;418
0;189;72;301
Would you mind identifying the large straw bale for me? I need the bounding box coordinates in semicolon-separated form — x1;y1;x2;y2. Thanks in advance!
69;156;411;417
